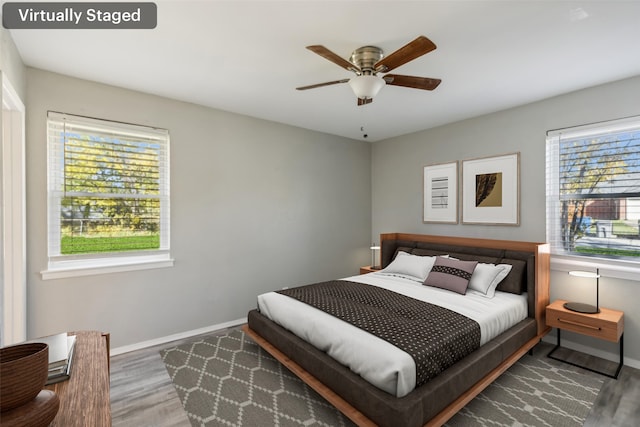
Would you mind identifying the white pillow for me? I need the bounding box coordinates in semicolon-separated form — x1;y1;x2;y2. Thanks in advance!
467;263;513;298
378;251;436;282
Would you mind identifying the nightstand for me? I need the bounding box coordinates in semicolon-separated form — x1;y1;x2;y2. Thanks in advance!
359;265;380;274
546;299;624;379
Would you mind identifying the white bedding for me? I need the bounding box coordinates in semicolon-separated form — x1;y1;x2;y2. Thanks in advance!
257;272;528;397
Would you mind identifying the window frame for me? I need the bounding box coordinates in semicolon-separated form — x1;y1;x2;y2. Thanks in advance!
42;112;173;280
546;115;640;281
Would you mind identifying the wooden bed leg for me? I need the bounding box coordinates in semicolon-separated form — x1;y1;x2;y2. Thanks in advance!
529;338;543;356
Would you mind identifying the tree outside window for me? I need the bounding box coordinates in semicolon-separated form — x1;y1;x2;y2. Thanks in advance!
547;118;640;261
47;112;170;262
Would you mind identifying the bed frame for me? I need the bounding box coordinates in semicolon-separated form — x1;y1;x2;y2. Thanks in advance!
244;233;550;426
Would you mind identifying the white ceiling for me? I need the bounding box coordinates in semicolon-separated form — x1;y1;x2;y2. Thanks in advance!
6;1;640;141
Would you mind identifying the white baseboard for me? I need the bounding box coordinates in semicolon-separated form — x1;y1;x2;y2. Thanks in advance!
110;317;247;356
541;335;640;370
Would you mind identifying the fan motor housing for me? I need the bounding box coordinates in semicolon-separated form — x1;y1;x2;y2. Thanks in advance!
350;46;383;75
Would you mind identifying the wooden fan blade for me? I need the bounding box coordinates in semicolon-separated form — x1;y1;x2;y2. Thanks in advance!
374;36;436;73
383;74;441;90
357;97;373;106
306;45;360;73
296;79;350;91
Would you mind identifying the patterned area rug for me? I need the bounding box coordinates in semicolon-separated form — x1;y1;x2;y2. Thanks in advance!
161;329;603;427
161;329;352;426
445;352;603;426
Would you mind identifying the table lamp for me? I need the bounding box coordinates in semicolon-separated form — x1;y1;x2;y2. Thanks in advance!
563;268;600;314
370;244;381;270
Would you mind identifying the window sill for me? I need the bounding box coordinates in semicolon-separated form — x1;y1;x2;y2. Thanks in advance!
551;254;640;282
41;254;174;280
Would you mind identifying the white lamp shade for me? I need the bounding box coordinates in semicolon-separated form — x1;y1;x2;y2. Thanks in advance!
370;244;381;269
568;270;600;278
564;268;601;314
349;75;385;99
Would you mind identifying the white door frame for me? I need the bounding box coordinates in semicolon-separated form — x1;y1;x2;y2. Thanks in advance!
1;74;26;345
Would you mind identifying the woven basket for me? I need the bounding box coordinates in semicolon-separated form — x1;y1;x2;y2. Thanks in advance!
0;342;49;412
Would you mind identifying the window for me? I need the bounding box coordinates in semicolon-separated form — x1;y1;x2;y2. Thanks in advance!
546;116;640;265
44;112;172;279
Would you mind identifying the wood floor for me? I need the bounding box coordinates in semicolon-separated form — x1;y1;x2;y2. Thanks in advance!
110;327;234;427
110;329;640;427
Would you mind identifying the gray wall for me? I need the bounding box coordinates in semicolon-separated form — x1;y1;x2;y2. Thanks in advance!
26;68;372;348
372;75;640;367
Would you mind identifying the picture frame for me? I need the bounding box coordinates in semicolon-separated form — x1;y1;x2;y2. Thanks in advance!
462;152;520;225
423;161;458;223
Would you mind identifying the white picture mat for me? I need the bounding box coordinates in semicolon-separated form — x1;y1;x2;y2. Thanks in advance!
423;161;458;223
462;153;519;225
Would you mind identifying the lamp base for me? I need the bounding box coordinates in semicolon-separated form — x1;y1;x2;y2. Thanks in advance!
563;301;600;314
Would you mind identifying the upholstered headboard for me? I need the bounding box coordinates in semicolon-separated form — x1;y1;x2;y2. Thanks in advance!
379;233;550;335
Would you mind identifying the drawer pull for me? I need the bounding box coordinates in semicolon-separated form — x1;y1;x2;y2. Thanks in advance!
558;318;601;331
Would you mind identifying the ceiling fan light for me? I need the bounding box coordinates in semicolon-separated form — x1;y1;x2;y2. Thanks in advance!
348;75;385;99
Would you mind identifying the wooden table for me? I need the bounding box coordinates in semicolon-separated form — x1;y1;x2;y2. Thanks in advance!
359;265;380;274
44;331;111;426
546;299;624;378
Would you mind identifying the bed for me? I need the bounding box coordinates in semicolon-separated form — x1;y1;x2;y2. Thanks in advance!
244;233;550;427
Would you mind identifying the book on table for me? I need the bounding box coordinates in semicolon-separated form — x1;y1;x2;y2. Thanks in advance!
46;339;76;385
29;332;77;384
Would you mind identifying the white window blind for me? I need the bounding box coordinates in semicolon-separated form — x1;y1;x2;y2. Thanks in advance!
546;116;640;262
46;112;170;271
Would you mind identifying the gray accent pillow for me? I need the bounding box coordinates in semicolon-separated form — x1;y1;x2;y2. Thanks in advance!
423;256;478;295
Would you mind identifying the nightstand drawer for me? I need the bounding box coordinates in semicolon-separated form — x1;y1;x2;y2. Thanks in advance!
546;301;623;343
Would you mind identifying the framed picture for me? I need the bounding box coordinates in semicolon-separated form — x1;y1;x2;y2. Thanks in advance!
423;161;458;223
462;152;520;225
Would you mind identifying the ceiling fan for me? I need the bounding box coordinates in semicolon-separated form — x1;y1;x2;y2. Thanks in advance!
296;36;441;106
